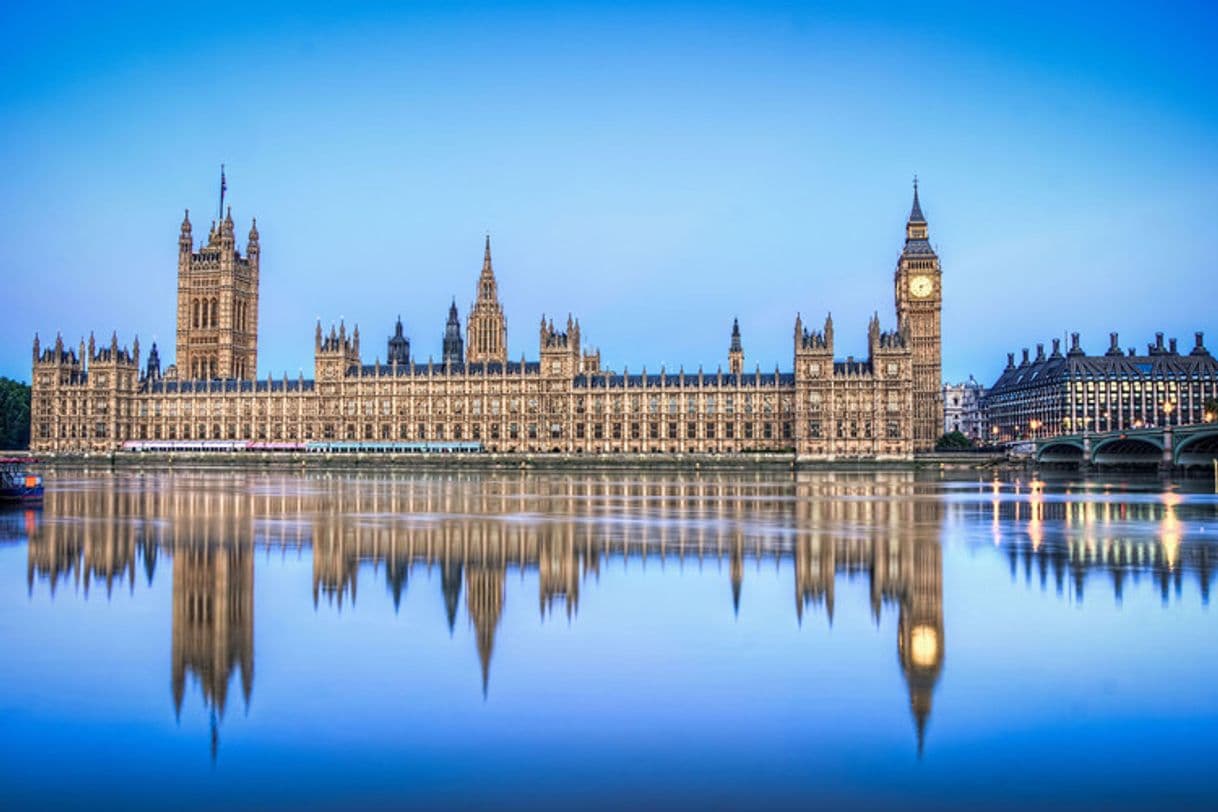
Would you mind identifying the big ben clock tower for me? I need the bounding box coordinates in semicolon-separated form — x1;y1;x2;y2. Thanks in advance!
894;180;943;452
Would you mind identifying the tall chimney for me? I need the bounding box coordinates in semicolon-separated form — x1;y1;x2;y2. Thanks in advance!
1191;332;1209;357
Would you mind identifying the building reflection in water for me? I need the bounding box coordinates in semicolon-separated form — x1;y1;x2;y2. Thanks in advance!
171;542;254;760
967;479;1216;605
18;471;1216;759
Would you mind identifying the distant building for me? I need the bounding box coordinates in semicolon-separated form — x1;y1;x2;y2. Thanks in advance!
941;376;986;441
984;332;1218;442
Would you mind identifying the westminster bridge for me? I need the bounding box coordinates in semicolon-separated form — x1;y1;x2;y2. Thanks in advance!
1033;422;1218;471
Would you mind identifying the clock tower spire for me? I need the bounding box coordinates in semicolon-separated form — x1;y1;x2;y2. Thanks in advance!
895;178;943;452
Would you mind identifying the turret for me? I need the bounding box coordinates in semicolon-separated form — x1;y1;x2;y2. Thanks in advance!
179;209;192;257
315;320;361;381
540;313;581;378
387;316;410;367
728;318;744;375
581;348;601;374
247;218;259;260
146;342;162;381
442;299;464;367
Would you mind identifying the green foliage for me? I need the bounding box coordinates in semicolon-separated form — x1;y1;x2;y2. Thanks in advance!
1206;399;1218;421
935;430;972;451
0;377;32;449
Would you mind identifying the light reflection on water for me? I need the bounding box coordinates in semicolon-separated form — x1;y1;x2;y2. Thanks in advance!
0;470;1216;810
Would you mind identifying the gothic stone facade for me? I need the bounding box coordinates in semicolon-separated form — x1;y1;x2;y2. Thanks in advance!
31;186;943;459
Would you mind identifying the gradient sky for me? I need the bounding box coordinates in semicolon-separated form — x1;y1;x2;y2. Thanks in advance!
2;0;1215;384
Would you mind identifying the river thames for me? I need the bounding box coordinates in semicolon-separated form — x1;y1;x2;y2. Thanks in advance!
1;469;1215;809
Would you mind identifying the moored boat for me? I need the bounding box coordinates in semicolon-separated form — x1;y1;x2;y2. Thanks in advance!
0;458;43;503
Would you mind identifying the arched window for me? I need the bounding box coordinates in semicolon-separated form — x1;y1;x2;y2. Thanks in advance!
192;300;200;328
211;298;219;328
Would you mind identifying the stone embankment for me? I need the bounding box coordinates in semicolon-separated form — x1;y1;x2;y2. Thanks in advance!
20;450;1018;473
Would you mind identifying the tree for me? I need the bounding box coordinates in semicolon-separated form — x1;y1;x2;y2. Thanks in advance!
935;430;972;451
1206;398;1218;423
0;377;32;449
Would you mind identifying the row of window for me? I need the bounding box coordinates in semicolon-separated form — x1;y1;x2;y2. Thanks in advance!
43;418;916;445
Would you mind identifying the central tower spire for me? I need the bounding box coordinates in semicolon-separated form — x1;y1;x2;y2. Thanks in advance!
466;234;507;364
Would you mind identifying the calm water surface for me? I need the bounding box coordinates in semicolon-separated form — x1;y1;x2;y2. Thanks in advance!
1;470;1216;810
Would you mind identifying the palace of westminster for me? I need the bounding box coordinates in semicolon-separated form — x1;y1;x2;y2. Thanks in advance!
30;180;944;458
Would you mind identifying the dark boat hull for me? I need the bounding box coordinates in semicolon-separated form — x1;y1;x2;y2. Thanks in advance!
0;485;43;503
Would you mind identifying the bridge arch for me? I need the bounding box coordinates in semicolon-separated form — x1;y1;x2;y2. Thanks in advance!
1175;428;1218;468
1036;440;1085;464
1092;435;1162;467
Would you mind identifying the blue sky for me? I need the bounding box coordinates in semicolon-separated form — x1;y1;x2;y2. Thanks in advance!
2;0;1215;384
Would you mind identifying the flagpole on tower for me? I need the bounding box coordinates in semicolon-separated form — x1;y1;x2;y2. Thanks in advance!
219;164;227;221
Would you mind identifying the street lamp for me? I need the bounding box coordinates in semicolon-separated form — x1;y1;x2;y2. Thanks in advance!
1163;400;1175;426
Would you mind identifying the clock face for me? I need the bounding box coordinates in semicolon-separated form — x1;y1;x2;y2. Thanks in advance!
910;275;934;298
